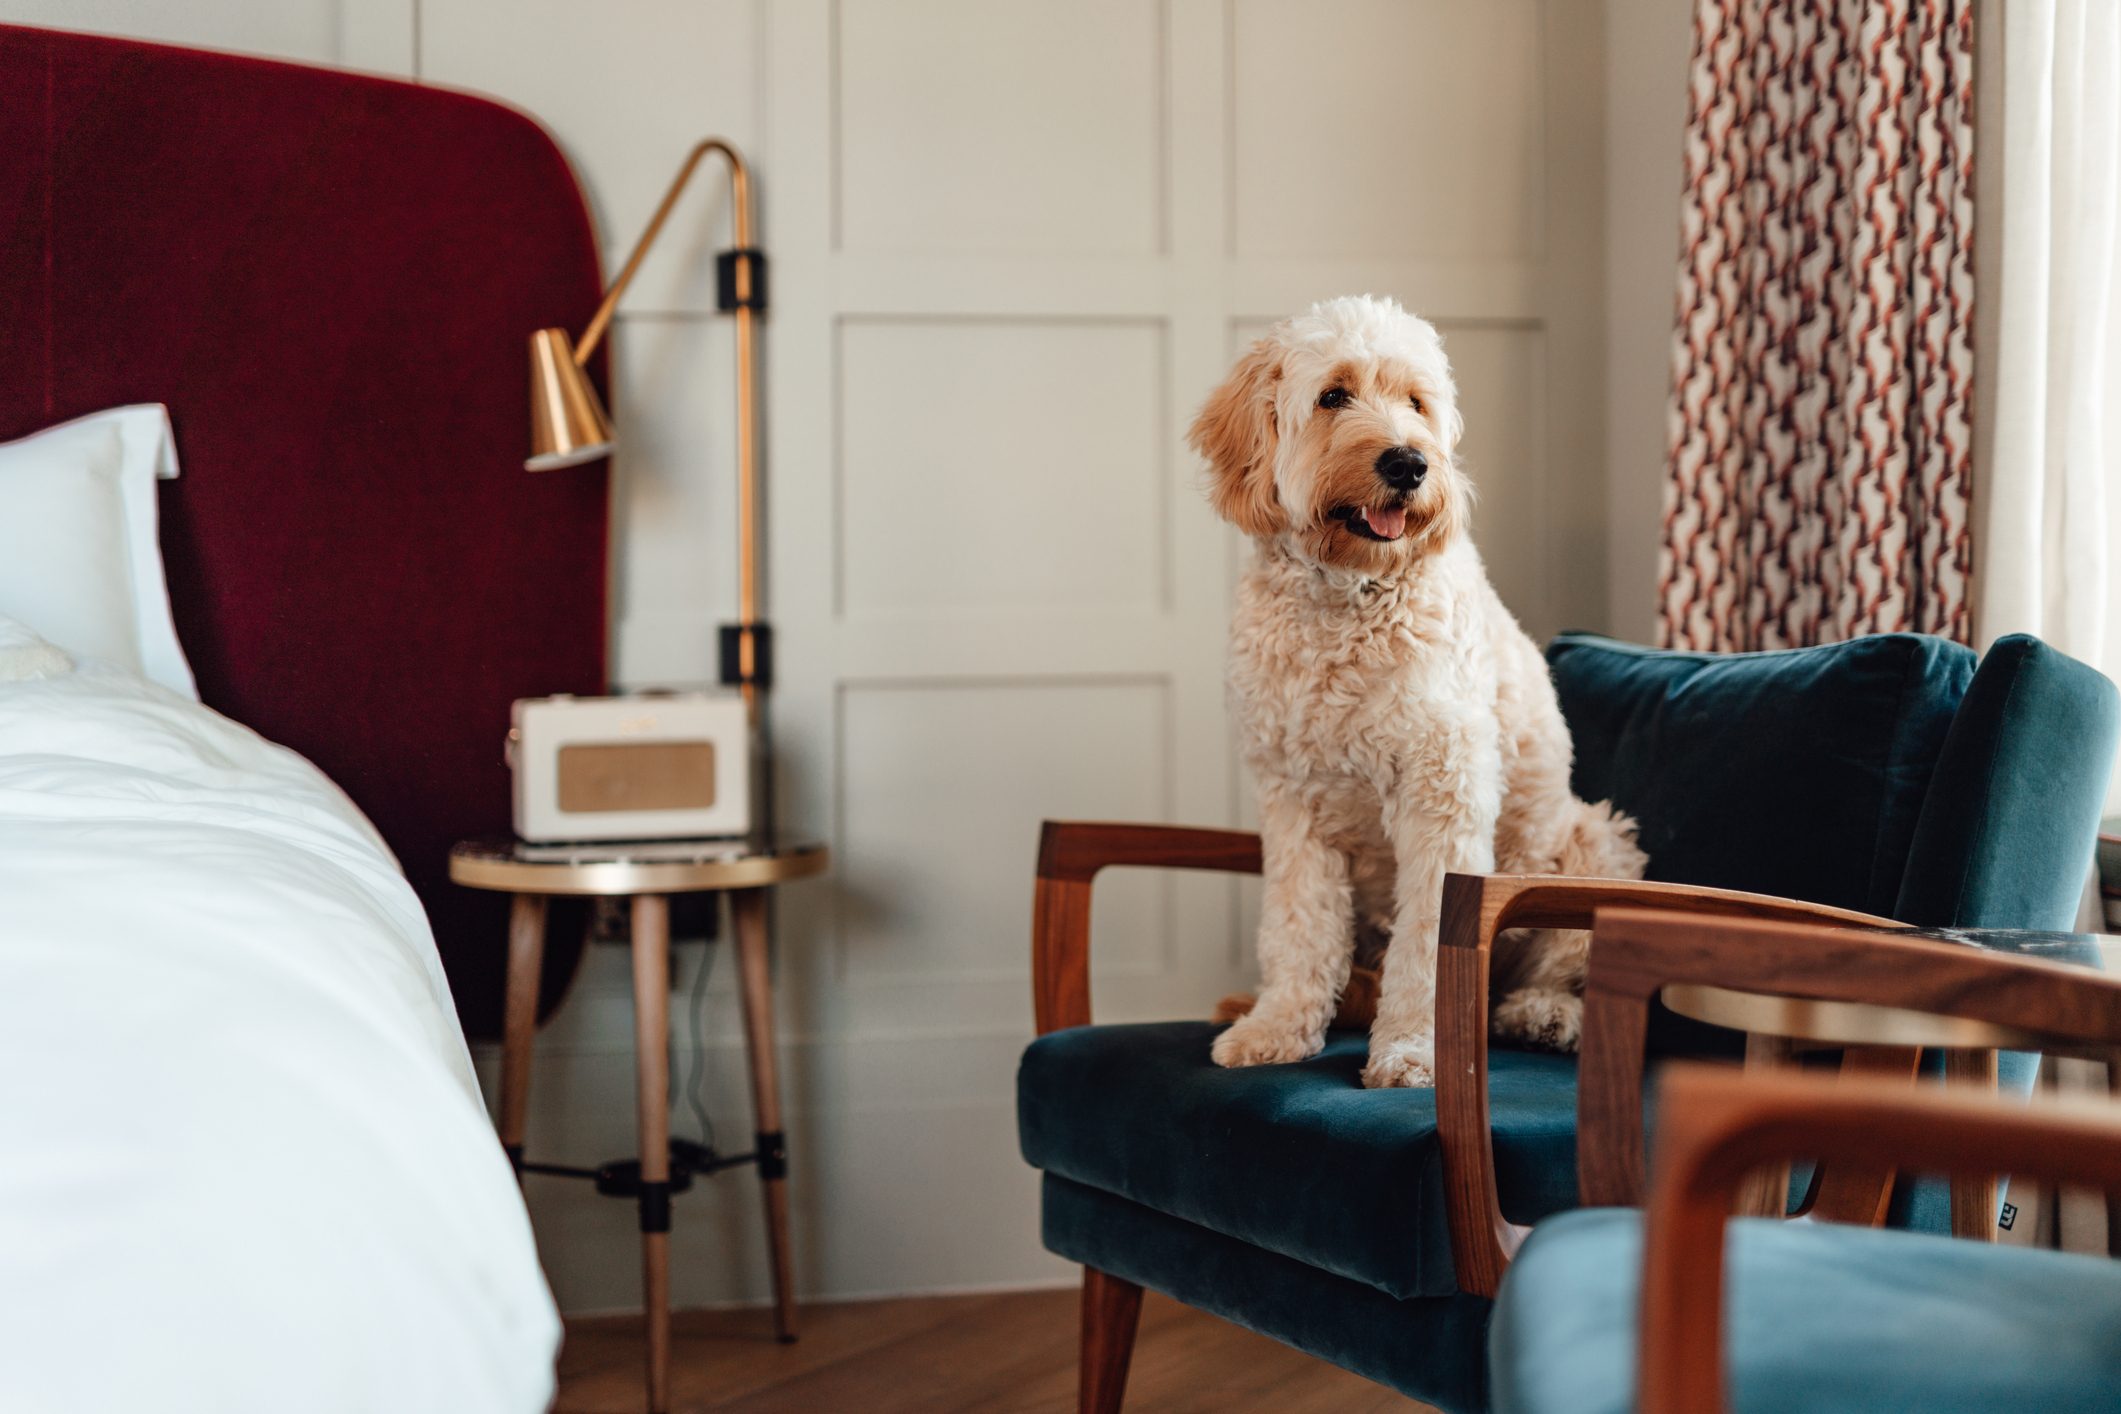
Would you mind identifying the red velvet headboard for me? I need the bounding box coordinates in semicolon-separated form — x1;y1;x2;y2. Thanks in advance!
0;26;609;1037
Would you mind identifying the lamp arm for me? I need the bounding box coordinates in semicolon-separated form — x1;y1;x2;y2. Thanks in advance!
563;136;768;732
573;138;754;366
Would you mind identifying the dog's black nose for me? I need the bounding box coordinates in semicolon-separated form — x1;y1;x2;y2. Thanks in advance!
1375;446;1428;491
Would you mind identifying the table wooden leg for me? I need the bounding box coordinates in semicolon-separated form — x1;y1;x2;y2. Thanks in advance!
631;894;673;1414
499;894;549;1181
1946;1048;2000;1240
1807;1045;1923;1226
730;886;799;1343
1734;1033;1796;1218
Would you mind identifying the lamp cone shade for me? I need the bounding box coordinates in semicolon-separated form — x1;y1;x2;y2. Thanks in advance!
526;327;615;471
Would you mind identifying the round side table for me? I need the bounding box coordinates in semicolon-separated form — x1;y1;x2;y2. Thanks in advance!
451;836;828;1414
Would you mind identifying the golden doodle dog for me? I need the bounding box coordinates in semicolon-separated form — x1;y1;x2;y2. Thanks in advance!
1193;295;1645;1089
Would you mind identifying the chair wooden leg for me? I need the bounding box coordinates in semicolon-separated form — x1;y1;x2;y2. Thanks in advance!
1079;1266;1143;1414
1946;1048;1999;1239
1733;1034;1796;1217
498;893;548;1181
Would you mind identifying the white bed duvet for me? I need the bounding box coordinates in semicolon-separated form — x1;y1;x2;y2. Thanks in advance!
0;645;559;1413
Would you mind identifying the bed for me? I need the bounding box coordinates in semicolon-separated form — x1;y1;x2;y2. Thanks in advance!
0;25;609;1412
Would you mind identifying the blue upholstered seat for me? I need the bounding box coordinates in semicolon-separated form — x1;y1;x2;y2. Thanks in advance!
1042;1172;1498;1414
1018;634;2118;1413
1490;1208;2121;1414
1020;1024;1582;1301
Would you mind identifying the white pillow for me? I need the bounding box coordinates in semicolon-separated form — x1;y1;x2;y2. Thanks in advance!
0;406;196;697
0;614;73;683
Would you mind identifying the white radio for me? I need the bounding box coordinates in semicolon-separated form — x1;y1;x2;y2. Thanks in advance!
508;693;751;842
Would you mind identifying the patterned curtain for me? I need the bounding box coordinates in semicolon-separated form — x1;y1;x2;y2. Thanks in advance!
1657;0;1976;651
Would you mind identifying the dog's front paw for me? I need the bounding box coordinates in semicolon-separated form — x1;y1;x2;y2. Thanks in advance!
1212;1014;1320;1068
1361;1038;1435;1089
1491;988;1582;1053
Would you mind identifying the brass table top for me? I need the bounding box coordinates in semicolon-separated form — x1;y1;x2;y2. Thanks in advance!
1660;927;2121;1052
449;836;828;896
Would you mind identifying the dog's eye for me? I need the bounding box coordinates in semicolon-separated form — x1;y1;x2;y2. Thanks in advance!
1318;388;1351;410
1409;394;1426;413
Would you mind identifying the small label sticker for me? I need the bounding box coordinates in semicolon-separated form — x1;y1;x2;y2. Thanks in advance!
1999;1201;2019;1231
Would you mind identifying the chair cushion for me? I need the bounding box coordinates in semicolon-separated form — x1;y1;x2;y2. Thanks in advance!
1017;1021;1580;1300
1490;1207;2121;1414
1043;1173;1495;1414
1548;632;1973;918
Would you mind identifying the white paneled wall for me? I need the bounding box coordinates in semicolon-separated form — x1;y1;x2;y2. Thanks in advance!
15;0;343;62
837;320;1171;619
5;0;1611;1311
1232;2;1548;260
1604;0;1696;640
835;0;1166;256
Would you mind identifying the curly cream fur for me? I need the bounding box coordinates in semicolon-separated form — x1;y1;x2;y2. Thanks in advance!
1192;296;1646;1088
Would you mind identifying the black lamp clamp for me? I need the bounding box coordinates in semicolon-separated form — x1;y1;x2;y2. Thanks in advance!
717;248;768;313
719;622;774;691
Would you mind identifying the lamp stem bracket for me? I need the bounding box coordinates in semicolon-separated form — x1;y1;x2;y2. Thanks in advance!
717;249;768;313
719;622;774;691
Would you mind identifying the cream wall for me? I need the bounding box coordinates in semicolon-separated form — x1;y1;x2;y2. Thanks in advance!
1601;0;1695;643
11;0;344;62
10;0;1643;1313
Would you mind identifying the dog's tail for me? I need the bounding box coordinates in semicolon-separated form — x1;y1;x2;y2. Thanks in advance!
1555;796;1649;881
1213;964;1382;1028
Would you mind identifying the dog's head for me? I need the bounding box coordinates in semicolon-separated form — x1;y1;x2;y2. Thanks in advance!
1189;295;1467;576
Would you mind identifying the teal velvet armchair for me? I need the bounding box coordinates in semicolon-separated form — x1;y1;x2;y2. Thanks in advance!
1017;633;2118;1412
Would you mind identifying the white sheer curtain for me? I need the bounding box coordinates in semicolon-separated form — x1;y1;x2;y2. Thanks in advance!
1974;0;2121;816
1973;1;2121;1256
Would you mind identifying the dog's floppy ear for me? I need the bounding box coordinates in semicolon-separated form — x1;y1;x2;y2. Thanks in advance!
1438;379;1466;452
1189;339;1282;537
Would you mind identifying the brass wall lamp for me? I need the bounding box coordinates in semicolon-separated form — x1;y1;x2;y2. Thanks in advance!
527;138;771;723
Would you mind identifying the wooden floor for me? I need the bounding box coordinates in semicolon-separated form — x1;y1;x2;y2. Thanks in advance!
556;1288;1436;1413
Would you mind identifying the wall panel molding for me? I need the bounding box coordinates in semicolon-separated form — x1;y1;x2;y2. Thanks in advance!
1226;0;1549;261
832;314;1172;622
829;675;1178;986
831;0;1171;256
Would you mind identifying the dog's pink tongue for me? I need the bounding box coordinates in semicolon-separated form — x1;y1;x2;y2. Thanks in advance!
1362;505;1408;540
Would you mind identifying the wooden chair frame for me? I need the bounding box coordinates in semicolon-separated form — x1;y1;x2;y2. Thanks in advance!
1429;874;1892;1291
1578;908;2121;1238
1641;1063;2121;1414
1030;819;1902;1412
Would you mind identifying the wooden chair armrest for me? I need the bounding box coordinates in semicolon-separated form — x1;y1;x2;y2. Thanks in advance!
1640;1064;2121;1414
1439;873;1899;944
1032;821;1262;1035
1577;908;2121;1210
1432;874;1899;1296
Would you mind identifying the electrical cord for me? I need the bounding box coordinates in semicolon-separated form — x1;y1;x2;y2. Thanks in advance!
674;930;719;1154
